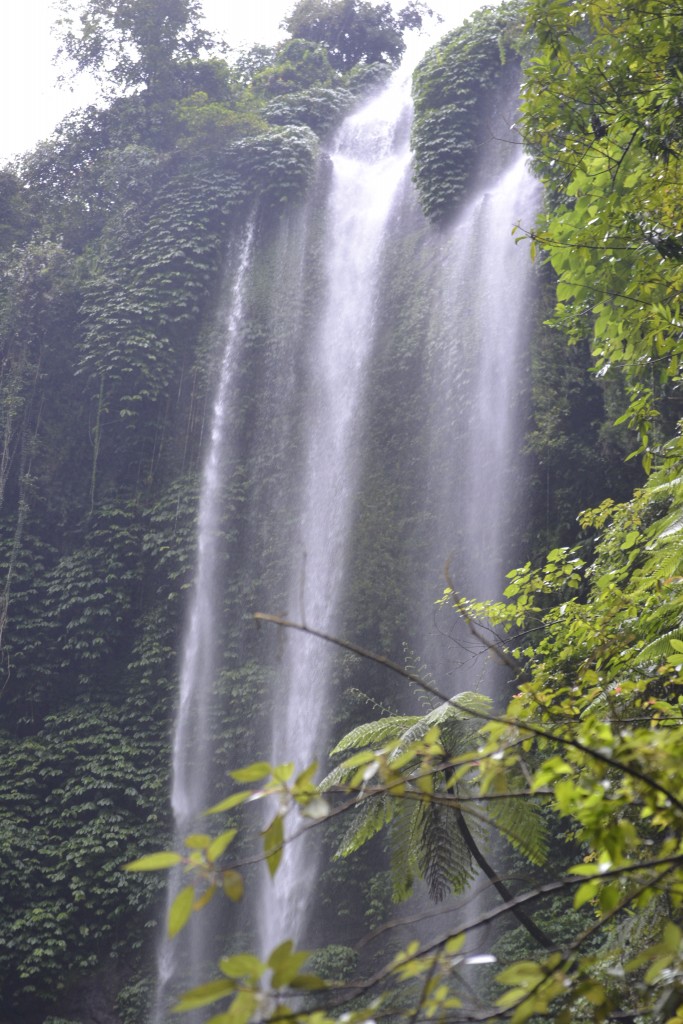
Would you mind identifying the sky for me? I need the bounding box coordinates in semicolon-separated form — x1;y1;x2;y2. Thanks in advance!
0;0;490;165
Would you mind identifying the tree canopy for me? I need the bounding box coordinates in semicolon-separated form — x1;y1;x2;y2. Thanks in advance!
282;0;427;71
57;0;214;95
519;0;683;467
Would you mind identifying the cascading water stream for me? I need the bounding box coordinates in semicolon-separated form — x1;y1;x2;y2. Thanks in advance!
416;156;539;692
461;157;540;602
152;221;255;1024
153;16;540;1015
406;154;540;972
258;63;416;957
172;221;255;829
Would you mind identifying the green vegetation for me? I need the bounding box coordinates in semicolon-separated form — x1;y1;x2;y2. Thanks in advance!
520;0;683;468
0;1;440;1017
128;1;683;1023
2;0;682;1021
412;2;524;221
282;0;429;72
57;0;213;94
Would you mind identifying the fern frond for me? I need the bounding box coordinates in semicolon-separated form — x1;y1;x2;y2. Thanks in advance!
486;795;548;866
330;716;421;755
658;512;683;542
403;643;439;711
646;474;683;500
389;798;420;902
415;801;475;902
395;692;491;758
646;543;683;580
319;760;355;789
335;793;394;858
637;625;683;665
347;687;398;718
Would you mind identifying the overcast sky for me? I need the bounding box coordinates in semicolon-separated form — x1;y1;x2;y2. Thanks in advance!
1;0;490;164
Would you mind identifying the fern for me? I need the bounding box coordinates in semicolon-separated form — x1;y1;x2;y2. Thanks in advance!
324;690;544;909
396;692;492;757
403;643;440;711
319;760;356;789
388;798;420;902
347;687;398;718
486;795;548;866
637;625;683;665
426;691;493;724
336;793;394;858
415;801;475;902
330;715;421;756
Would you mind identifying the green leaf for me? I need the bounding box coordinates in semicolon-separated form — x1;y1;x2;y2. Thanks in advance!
219;954;266;981
269;941;310;988
173;978;235;1013
168;884;195;938
330;716;421;754
205;791;253;815
185;833;211;850
207;829;237;863
230;762;271;783
262;814;284;877
272;762;294;783
289;973;327;990
222;870;244;902
620;531;640;551
216;991;258;1024
123;851;182;872
574;879;599;909
193;885;216;912
445;934;465;955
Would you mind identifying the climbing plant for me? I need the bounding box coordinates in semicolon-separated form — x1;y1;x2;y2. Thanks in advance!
411;1;524;220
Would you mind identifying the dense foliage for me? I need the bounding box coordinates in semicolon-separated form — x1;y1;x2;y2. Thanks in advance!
520;0;683;467
57;0;213;94
283;0;427;72
0;5;338;1019
0;0;457;1017
4;0;681;1021
411;2;523;221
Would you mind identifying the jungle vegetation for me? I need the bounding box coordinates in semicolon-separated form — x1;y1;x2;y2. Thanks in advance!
0;0;681;1022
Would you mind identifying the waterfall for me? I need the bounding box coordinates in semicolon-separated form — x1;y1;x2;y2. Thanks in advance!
416;156;540;691
152;221;255;1024
259;60;416;957
154;24;539;1018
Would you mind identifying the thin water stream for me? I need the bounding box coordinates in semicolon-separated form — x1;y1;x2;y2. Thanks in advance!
152;222;255;1024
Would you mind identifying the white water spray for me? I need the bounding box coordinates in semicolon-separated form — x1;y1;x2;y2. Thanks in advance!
258;67;416;956
152;221;255;1023
415;155;539;691
154;17;540;1012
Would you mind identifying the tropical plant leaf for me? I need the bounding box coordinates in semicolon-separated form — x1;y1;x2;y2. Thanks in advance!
415;800;475;902
389;797;420;902
335;793;394;858
330;716;421;755
395;692;491;758
637;626;683;665
318;760;355;789
487;795;548;866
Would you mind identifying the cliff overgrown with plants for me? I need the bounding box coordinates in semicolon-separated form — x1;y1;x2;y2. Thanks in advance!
0;4;364;1016
1;0;678;1021
133;1;683;1023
